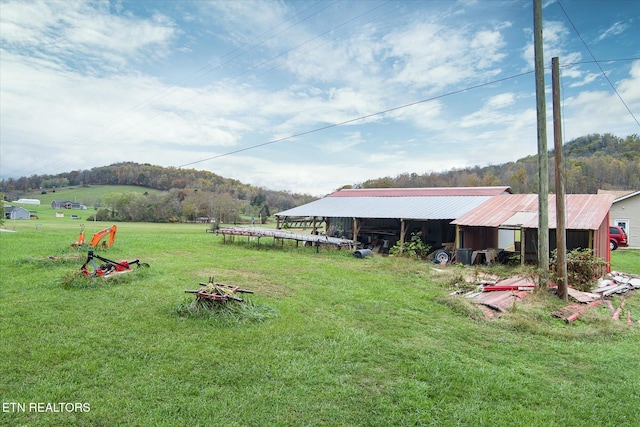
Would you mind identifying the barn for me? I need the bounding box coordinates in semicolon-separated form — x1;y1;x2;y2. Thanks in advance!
51;200;86;209
451;193;615;266
4;206;31;220
275;186;511;255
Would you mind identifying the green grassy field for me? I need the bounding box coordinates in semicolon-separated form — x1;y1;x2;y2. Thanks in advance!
1;214;639;426
24;185;163;208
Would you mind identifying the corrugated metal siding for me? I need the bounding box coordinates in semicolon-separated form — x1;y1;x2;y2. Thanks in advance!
276;195;495;220
452;194;615;230
328;186;511;197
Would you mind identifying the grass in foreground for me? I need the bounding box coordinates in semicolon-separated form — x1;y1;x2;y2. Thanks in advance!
1;221;639;426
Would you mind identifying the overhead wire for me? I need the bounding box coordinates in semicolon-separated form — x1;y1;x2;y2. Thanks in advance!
178;70;536;168
178;53;639;169
556;0;639;127
23;1;400;175
4;2;638;180
78;2;399;154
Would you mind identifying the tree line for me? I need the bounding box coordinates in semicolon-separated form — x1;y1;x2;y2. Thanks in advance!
1;162;317;219
355;133;639;193
2;133;637;224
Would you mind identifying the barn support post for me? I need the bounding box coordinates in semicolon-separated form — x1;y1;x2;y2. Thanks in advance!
399;219;407;255
352;218;360;246
520;227;526;266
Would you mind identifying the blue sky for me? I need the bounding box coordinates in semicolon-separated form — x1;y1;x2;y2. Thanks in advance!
1;0;638;196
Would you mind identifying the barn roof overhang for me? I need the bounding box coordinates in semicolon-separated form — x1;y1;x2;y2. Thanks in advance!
276;186;512;221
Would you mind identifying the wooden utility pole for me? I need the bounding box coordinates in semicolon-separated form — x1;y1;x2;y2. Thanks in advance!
552;57;568;301
534;0;549;288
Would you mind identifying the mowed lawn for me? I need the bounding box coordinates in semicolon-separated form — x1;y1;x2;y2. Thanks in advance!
1;218;639;426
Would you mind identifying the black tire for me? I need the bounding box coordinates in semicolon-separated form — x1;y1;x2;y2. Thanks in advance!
433;249;451;264
610;240;618;251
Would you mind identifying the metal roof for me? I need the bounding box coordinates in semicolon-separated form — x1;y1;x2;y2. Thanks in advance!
276;195;497;220
327;186;511;197
451;194;615;230
613;190;640;203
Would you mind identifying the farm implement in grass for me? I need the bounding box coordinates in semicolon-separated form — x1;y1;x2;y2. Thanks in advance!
185;277;254;302
80;250;149;277
72;224;118;249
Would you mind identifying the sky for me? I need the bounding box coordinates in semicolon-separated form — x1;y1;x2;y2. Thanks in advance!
1;0;639;196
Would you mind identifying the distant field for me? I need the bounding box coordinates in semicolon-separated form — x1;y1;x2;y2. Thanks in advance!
1;213;639;425
14;185;162;209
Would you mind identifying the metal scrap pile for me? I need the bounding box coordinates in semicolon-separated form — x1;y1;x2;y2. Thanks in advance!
551;271;639;324
592;271;640;296
457;274;536;316
452;271;640;323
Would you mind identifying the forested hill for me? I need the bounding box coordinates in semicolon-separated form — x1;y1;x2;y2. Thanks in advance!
0;162;318;215
2;133;638;207
355;133;639;193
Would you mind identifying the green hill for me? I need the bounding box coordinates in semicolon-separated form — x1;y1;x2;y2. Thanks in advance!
357;133;639;193
33;185;162;207
2;133;638;224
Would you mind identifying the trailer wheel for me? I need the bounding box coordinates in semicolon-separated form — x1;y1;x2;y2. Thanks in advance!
433;249;451;264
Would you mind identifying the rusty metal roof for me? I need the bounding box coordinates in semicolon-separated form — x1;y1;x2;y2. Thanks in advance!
328;186;511;197
451;194;615;230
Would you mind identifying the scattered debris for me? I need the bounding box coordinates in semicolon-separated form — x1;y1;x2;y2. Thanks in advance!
593;272;640;296
481;275;536;291
612;299;626;321
472;289;530;313
552;301;601;323
557;271;639;325
566;287;601;303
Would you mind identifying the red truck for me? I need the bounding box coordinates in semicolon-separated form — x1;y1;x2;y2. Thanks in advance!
609;226;628;250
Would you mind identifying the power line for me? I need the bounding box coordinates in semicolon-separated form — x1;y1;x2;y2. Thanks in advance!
178;70;536;168
178;53;640;169
556;0;639;127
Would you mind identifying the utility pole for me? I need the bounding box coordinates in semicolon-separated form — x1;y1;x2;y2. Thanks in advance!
552;57;568;301
534;0;549;288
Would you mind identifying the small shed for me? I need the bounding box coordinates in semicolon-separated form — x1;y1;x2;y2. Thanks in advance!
275;186;511;253
451;194;615;265
5;206;31;220
609;190;640;248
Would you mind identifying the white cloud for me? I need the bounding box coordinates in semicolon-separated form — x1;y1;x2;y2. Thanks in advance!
1;1;638;195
